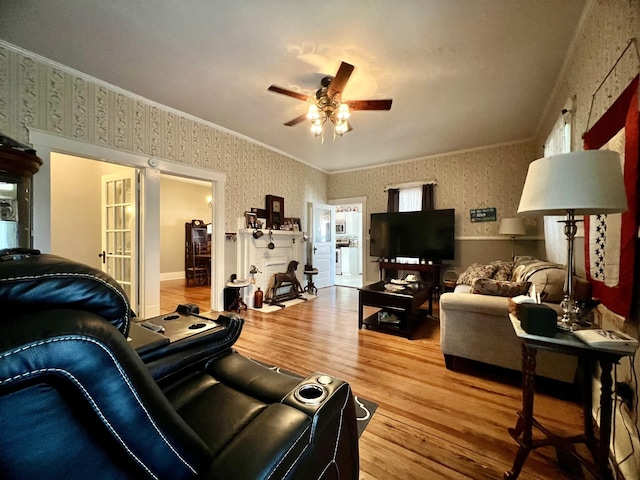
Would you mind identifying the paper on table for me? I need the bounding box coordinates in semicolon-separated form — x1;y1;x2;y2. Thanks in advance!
573;329;638;353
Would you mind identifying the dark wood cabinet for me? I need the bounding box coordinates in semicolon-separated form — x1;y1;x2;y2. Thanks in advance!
185;221;210;286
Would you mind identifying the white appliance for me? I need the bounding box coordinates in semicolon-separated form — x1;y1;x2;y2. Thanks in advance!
335;249;342;275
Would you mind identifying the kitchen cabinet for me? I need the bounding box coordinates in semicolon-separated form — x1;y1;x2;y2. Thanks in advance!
335;211;360;235
345;211;360;235
340;247;359;275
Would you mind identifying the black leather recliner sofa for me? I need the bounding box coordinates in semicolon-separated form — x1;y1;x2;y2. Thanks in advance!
0;251;359;479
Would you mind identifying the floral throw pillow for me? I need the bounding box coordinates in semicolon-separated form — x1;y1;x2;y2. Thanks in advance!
491;260;514;281
472;278;531;297
456;263;498;286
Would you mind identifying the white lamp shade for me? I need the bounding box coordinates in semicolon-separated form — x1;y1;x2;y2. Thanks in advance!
517;150;628;216
499;217;526;236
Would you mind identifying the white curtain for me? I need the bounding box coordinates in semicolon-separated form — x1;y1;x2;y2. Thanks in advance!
396;186;422;263
399;186;422;212
543;108;572;265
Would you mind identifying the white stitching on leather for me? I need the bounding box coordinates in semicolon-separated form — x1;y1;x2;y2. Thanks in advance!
1;336;197;475
267;423;311;480
0;272;130;332
317;383;351;480
276;382;353;480
2;367;159;480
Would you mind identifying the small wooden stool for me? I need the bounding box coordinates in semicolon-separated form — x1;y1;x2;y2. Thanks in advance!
303;269;318;295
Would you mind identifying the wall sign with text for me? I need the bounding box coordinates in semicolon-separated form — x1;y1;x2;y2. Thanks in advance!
470;207;497;223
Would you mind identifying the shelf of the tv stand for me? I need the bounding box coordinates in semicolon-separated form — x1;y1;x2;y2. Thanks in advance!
377;262;444;297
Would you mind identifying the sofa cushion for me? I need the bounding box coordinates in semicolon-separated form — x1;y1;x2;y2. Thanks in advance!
512;256;566;303
472;278;531;297
456;263;498;285
490;260;514;281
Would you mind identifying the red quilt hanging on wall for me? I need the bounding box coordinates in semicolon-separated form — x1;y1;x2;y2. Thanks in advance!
583;75;639;318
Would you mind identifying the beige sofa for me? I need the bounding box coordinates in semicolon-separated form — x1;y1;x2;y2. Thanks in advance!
439;257;589;383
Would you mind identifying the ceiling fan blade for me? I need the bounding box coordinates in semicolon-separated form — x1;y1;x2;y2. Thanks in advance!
345;99;393;111
268;85;312;102
327;62;354;99
284;113;308;126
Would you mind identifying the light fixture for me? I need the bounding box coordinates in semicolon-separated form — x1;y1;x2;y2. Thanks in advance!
206;195;212;208
517;150;628;330
498;217;526;260
307;91;350;141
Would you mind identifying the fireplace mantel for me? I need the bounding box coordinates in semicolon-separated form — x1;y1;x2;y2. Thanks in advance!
236;227;305;308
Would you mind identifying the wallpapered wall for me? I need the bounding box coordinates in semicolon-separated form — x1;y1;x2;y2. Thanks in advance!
329;140;536;238
0;44;328;233
535;0;639;151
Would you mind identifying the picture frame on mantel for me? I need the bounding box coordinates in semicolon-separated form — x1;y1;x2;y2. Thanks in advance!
266;195;284;229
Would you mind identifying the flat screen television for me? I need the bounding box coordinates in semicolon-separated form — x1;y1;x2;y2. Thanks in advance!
369;209;455;262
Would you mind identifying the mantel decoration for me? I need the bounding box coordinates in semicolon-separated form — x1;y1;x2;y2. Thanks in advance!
266;195;284;230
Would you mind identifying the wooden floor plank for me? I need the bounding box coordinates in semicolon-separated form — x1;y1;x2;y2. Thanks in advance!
160;281;585;480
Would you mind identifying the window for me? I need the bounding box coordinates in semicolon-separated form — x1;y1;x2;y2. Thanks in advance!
398;186;422;212
543;100;573;265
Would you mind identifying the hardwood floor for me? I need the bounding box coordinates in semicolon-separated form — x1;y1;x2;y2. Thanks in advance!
160;281;586;479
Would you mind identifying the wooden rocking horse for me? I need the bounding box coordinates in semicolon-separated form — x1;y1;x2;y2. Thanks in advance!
265;260;305;307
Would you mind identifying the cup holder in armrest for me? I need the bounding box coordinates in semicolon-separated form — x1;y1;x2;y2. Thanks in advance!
294;383;328;405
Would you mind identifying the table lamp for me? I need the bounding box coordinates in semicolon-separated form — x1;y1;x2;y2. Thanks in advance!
499;217;527;260
517;150;628;330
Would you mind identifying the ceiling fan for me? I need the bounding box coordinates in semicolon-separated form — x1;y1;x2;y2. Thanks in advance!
268;61;392;140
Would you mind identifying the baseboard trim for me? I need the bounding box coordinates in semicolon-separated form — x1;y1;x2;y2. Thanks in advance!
160;271;185;281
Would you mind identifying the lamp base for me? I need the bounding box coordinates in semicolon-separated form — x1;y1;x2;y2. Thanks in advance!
557;294;577;331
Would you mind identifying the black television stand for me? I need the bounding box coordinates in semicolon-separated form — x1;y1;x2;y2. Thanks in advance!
377;260;445;298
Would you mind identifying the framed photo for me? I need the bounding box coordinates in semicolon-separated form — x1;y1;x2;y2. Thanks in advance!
251;207;268;219
245;211;257;229
266;195;284;229
290;217;301;232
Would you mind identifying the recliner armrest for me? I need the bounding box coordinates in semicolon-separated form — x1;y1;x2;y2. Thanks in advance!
138;313;244;386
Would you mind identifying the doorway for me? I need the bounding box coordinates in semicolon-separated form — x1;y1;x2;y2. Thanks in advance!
50;153;139;307
159;175;212;280
32;130;226;316
330;198;365;289
50;154;215;314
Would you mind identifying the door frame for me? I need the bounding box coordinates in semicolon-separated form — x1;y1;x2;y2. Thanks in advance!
29;129;227;316
329;196;368;283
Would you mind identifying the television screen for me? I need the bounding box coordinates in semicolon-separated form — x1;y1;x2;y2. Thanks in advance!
369;209;455;261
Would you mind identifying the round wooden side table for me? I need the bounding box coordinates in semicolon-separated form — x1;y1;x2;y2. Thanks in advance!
226;280;250;312
303;269;318;295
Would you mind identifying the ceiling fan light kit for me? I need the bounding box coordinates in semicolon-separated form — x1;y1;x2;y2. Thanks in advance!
268;61;392;142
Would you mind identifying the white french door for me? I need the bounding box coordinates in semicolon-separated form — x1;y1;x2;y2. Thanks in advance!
101;171;138;310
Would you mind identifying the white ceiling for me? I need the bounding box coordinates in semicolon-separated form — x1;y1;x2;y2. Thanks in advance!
1;0;587;173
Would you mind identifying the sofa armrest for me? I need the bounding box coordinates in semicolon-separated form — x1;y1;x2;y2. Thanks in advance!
440;291;510;316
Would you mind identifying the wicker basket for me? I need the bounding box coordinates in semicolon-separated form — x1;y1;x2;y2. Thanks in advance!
443;270;459;291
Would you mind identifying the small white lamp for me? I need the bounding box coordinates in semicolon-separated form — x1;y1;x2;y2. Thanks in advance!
517;150;628;329
499;217;527;260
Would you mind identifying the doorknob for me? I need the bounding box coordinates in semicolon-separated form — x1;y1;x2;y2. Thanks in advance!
313;246;317;254
98;251;106;264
